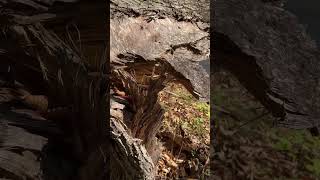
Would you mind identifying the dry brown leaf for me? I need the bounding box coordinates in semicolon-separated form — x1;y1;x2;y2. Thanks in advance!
21;94;48;112
162;154;178;169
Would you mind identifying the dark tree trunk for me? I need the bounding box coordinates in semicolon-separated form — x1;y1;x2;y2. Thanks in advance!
0;0;108;179
214;0;320;130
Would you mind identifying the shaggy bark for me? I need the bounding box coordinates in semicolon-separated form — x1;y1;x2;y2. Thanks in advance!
0;0;108;179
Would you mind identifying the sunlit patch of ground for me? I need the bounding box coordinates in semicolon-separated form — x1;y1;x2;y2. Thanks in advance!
156;83;210;179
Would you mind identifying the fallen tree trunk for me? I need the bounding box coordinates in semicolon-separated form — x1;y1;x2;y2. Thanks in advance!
1;0;210;179
214;0;320;130
110;0;210;178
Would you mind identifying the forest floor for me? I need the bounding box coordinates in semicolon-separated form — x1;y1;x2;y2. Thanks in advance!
155;83;210;179
212;70;320;180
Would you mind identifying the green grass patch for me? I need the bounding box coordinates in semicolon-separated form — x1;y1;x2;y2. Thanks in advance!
273;137;292;151
306;158;320;177
195;102;210;117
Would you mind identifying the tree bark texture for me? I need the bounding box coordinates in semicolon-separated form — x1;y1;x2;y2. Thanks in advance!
110;0;210;179
0;0;108;179
214;0;320;129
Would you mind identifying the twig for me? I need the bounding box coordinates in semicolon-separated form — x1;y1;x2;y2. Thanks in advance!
163;89;182;98
233;111;270;131
99;146;106;163
201;156;210;175
212;104;242;122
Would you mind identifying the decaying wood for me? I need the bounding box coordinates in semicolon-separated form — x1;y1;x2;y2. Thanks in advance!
0;0;108;179
1;0;210;179
0;85;78;180
110;98;155;180
110;2;210;101
110;0;210;178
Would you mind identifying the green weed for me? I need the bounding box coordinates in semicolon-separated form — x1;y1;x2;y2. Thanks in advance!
195;102;210;117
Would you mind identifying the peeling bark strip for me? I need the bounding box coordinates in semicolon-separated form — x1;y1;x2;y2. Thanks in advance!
214;0;320;129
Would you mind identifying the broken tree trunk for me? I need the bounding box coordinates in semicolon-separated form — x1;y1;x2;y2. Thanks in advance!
214;0;320;129
1;0;210;179
110;0;210;178
1;0;108;179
